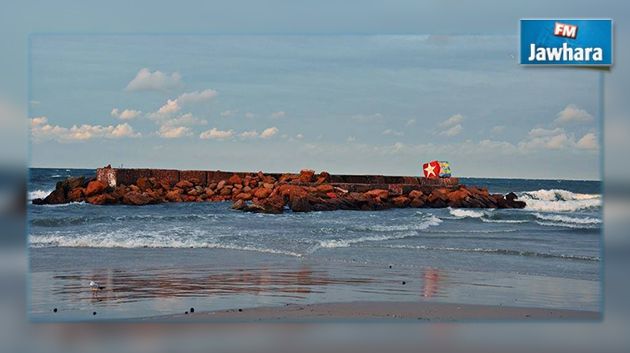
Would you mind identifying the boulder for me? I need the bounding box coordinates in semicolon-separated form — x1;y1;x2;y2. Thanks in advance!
67;188;85;202
85;180;107;197
165;189;183;202
391;195;410;208
298;169;316;183
228;174;243;186
365;189;389;201
315;171;331;184
408;190;423;199
86;193;116;205
254;187;272;199
315;184;334;193
122;191;153;206
175;180;194;189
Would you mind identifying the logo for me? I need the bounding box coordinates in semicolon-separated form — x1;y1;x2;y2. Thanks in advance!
520;19;612;66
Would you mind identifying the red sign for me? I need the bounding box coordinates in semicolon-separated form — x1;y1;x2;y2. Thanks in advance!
423;160;441;179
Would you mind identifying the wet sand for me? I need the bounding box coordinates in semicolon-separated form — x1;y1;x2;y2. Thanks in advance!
144;301;600;322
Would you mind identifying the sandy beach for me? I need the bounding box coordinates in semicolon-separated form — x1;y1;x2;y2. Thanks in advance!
144;301;599;322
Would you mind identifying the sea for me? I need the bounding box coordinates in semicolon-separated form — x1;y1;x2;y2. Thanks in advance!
27;168;602;320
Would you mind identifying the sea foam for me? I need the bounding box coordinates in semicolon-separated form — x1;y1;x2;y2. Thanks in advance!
518;189;600;212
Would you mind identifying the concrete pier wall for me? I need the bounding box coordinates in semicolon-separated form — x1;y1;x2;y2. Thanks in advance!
96;167;459;189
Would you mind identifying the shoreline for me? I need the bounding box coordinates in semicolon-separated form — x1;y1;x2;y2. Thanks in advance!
138;301;600;322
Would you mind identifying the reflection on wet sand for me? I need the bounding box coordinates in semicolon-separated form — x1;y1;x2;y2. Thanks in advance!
53;266;375;304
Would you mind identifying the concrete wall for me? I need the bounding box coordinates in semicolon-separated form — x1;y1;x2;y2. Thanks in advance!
96;167;459;188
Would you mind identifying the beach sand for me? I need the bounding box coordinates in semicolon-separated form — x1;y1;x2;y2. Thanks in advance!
142;301;599;322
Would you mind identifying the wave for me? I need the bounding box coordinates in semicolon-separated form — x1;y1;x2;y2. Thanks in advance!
319;215;442;248
28;189;52;200
518;189;600;212
384;245;599;262
448;208;485;218
535;221;598;230
31;213;219;227
533;213;601;225
29;234;302;257
480;218;528;224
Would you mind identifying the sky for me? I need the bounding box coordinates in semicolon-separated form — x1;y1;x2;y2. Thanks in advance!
28;34;600;179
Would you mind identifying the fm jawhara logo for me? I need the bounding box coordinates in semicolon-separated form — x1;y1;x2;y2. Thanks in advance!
520;19;612;66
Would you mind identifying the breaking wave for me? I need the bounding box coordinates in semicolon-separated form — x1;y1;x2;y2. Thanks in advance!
533;213;601;225
518;189;600;212
28;189;52;200
385;244;599;262
448;208;485;218
319;215;442;248
29;234;302;257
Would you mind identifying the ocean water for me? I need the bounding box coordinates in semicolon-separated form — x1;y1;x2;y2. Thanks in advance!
28;168;602;320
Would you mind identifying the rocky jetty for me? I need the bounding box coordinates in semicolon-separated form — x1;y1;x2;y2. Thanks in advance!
32;168;526;213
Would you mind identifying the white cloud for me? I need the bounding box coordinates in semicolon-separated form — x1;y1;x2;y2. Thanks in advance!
440;124;463;137
125;68;182;92
244;112;255;119
438;114;464;136
239;130;259;138
519;128;573;150
576;132;598;150
271;111;286;119
158;125;192;139
295;133;304;139
162;113;207;127
260;127;279;139
346;136;356;142
200;128;234;140
406;119;416;126
554;104;594;124
152;89;218;118
177;89;218;104
439;114;464;128
382;129;403;136
31;116;140;142
111;108;141;120
157;99;180;115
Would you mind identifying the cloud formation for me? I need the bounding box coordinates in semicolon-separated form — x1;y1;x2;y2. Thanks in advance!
154;89;218;118
111;108;141;120
125;68;182;91
31;116;139;142
554;104;594;124
200;128;234;140
260;127;279;139
271;111;286;119
518;128;598;151
438;114;464;136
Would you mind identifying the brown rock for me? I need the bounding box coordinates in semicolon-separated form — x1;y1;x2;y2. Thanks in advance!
315;171;331;184
298;169;316;183
175;180;194;189
316;184;334;193
122;191;153;205
216;180;226;190
136;177;149;191
85;180;107;197
228;174;243;186
86;193;116;205
365;189;389;201
254;187;272;199
235;192;253;201
67;188;85;202
205;188;215;197
408;190;423;199
391;195;410;208
410;197;425;208
165;189;183;202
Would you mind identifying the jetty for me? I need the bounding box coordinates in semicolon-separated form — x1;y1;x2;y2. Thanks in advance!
32;165;526;213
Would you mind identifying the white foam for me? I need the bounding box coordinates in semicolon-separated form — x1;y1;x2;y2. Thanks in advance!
448;208;485;218
518;189;600;212
319;215;442;248
535;221;598;229
480;218;528;224
533;213;601;225
28;189;52;200
29;234;302;257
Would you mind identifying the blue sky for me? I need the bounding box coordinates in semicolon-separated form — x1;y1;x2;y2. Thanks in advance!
28;34;600;179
